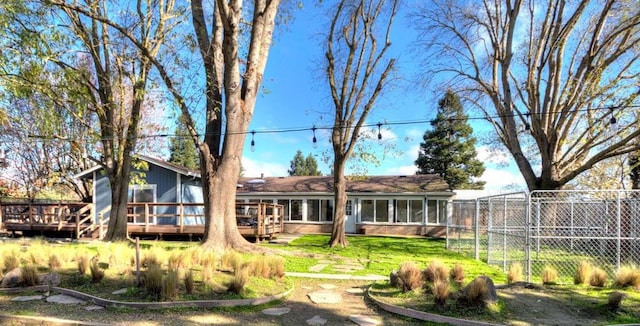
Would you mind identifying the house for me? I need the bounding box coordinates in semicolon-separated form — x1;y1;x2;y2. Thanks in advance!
75;155;455;237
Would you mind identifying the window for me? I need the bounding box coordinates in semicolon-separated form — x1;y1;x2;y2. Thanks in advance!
277;199;290;220
128;184;156;224
307;199;333;222
345;200;353;216
427;199;447;225
360;199;389;223
410;200;423;223
393;199;425;224
290;199;303;221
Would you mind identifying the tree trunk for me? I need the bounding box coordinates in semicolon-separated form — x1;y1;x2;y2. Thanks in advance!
329;157;348;248
104;159;133;241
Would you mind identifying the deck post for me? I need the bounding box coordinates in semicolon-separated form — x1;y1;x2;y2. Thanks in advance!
144;204;149;232
178;203;184;233
99;213;104;240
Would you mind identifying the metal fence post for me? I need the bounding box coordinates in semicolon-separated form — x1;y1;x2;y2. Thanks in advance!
525;192;531;283
475;198;480;261
616;191;621;272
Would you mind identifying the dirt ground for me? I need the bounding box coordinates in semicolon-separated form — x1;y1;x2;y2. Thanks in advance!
0;279;630;325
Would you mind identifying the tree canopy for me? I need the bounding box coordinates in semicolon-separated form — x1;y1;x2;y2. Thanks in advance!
288;150;322;176
415;90;485;190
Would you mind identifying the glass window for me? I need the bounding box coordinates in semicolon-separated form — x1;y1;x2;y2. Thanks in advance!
128;185;156;224
361;199;374;222
395;200;408;223
321;199;334;222
410;200;423;223
277;199;290;220
307;199;320;222
345;200;353;216
427;200;438;224
376;200;389;223
291;199;303;221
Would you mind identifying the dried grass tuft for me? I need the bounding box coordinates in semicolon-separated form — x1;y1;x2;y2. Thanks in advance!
90;260;105;283
20;265;39;287
433;279;450;307
449;263;465;284
48;254;62;271
541;265;558;285
77;255;90;275
143;263;164;300
227;265;249;294
423;260;449;283
507;262;523;284
614;265;640;289
464;277;490;305
590;267;608;287
397;261;423;292
162;268;180;301
184;270;194;295
574;261;592;285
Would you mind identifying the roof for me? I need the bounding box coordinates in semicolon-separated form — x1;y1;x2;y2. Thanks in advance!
73;155;200;179
237;175;452;194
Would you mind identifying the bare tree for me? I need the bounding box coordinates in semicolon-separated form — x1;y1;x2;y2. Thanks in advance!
325;0;399;247
414;0;640;191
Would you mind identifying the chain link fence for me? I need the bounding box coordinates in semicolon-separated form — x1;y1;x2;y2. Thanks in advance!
448;190;640;283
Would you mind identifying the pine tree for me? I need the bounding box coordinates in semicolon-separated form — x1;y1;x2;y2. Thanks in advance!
168;114;199;170
415;90;485;190
288;150;321;176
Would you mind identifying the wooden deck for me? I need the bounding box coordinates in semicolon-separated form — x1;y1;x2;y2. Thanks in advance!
0;202;284;240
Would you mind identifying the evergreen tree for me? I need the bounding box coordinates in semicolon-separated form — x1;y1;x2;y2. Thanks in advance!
415;90;485;190
168;114;199;170
288;150;322;176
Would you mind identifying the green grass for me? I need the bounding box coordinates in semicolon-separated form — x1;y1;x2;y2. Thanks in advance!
264;235;506;283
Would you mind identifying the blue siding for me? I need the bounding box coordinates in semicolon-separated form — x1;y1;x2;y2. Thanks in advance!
141;164;177;224
181;180;204;225
95;172;111;223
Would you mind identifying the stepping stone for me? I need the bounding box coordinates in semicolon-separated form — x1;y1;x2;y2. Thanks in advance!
306;315;327;325
112;288;128;295
46;294;86;305
349;314;381;325
307;290;342;304
308;264;328;272
345;287;365;294
261;307;290;316
11;295;43;302
85;305;105;311
318;284;337;290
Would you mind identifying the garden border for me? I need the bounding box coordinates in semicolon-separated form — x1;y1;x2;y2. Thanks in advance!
0;284;293;309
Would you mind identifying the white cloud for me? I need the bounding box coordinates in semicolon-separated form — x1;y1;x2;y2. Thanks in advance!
476;145;511;166
242;157;289;178
480;168;526;191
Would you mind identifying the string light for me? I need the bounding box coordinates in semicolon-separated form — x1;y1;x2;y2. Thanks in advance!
250;130;255;152
377;123;382;143
312;126;318;148
524;113;531;132
609;108;617;128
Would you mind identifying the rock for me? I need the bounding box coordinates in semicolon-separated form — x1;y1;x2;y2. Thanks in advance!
1;268;22;288
318;284;337;290
39;272;61;287
11;295;44;302
349;314;381;325
306;315;327;325
308;264;328;272
460;275;498;305
112;288;128;295
261;307;291;316
307;290;342;304
46;294;86;305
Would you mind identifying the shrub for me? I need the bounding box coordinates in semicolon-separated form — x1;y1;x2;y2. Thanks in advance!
48;254;62;271
162;268;180;301
507;262;523;284
607;291;626;311
614;266;640;289
397;261;423;292
143;263;164;300
590;267;608;287
433;279;450;307
574;261;592;285
449;263;465;284
184;270;194;295
541;265;558;285
20;265;39;287
227;266;249;294
77;255;90;275
90;261;105;283
423;260;448;283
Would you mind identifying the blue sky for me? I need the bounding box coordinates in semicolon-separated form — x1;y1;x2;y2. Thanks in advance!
236;5;526;192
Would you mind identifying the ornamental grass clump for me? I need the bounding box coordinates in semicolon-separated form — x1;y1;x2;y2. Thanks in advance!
432;279;450;307
541;265;558;285
227;265;249;294
90;260;105;283
397;261;423;292
248;256;271;278
20;265;39;287
574;260;592;285
423;260;448;283
162;268;180;301
614;265;640;289
590;267;608;287
463;276;490;306
507;262;523;284
143;263;164;300
77;255;90;275
268;256;285;279
449;263;465;284
184;270;194;295
48;254;62;271
3;251;20;272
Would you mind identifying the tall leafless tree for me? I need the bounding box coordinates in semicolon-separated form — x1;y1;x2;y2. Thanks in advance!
414;0;640;191
325;0;399;247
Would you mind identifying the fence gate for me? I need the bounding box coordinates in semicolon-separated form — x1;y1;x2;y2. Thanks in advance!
448;190;640;283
